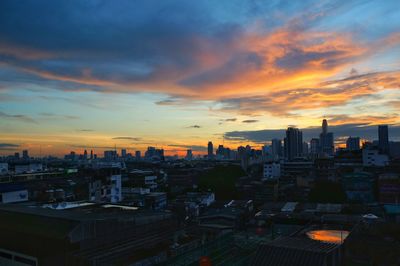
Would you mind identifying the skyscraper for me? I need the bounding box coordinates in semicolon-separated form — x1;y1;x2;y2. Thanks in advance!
135;150;141;160
319;119;334;156
22;150;29;160
284;127;303;161
207;141;214;159
271;139;282;158
121;149;127;158
185;149;193;160
104;150;117;160
346;137;360;151
378;125;389;154
322;119;328;134
310;138;320;155
302;142;309;155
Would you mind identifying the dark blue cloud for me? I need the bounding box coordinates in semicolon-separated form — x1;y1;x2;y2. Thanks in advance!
167;144;207;152
275;49;347;70
224;124;400;143
0;143;19;150
0;0;250;87
0;0;399;96
180;52;264;88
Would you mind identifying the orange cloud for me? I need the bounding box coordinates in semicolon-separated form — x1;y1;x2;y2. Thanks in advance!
326;114;400;126
2;23;399;121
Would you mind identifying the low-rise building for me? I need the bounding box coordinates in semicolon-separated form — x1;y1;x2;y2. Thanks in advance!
263;162;281;179
342;172;375;203
0;162;8;175
88;166;122;203
282;159;313;178
186;192;215;207
378;173;400;204
0;183;28;203
145;192;167;210
0;203;177;265
362;148;389;167
14;163;43;174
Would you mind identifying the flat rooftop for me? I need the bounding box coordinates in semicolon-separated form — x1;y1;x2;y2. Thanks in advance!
0;201;170;222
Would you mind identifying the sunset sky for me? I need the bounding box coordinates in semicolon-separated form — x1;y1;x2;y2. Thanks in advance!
0;0;399;156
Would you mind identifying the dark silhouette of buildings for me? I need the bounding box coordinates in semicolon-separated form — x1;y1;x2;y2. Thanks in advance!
207;141;214;159
346;137;360;151
284;127;303;161
378;125;389;154
319;119;334;156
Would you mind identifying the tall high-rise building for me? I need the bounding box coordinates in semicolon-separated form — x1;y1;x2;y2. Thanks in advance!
378;125;389;154
22;150;29;160
83;149;88;160
346;137;360;151
284;127;303;161
207;141;214;159
104;150;117;160
319;119;334;156
310;138;320;154
302;142;309;155
271;139;282;158
322;119;328;134
121;149;127;158
90;150;94;160
185;149;193;160
135;150;141;160
144;147;164;160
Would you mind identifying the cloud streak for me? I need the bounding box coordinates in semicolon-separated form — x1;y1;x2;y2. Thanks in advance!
242;119;259;123
0;111;37;123
112;137;141;141
0;143;19;150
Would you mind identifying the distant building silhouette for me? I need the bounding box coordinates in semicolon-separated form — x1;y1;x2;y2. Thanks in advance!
186;149;193;160
135;150;141;160
346;137;360;151
207;141;214;159
310;138;320;155
319;119;334;156
22;150;29;160
104;150;117;160
378;125;389;154
284;127;303;161
271;139;282;158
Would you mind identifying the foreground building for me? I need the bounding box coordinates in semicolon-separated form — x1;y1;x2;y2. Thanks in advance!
0;203;177;266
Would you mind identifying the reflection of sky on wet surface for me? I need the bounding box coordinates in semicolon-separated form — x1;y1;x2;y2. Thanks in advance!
307;230;349;244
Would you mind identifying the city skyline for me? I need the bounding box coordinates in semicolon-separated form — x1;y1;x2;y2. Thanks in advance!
1;121;398;158
1;0;400;156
